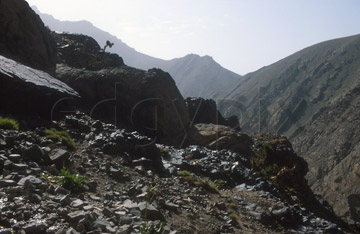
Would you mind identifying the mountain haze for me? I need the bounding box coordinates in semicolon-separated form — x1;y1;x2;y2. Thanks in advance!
218;34;360;220
34;7;241;98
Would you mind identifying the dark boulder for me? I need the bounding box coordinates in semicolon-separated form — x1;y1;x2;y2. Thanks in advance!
0;0;57;72
56;65;189;144
53;33;124;70
0;55;79;119
185;97;239;128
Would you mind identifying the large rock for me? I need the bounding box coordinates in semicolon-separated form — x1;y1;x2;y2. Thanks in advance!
0;55;79;119
53;33;124;71
0;0;57;72
56;65;189;143
185;97;239;128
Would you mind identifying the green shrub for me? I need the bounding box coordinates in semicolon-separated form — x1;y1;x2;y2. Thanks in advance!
159;148;170;157
140;221;165;234
177;170;191;176
196;177;220;194
0;117;19;130
45;128;75;150
229;213;238;222
57;167;87;192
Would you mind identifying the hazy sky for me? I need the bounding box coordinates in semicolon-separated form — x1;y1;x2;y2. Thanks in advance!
26;0;360;75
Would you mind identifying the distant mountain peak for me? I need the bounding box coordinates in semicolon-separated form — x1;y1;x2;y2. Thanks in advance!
33;7;241;99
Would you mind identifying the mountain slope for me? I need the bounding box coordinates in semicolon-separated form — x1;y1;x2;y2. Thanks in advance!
217;34;360;220
34;7;241;98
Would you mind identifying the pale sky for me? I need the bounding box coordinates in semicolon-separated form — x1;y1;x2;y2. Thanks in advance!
26;0;360;75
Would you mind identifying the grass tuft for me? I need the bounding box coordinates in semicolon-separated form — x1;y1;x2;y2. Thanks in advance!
45;128;75;150
0;117;19;130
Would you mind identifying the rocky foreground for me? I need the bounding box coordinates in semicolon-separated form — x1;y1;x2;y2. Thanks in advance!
0;113;358;234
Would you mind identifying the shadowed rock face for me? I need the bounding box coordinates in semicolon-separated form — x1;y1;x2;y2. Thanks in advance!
0;55;79;119
218;34;360;220
185;97;239;128
53;33;124;70
0;0;57;72
56;65;190;143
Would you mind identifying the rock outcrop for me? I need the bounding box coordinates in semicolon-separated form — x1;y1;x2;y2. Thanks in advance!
186;97;239;128
0;0;57;72
56;65;189;143
0;55;79;120
53;33;124;70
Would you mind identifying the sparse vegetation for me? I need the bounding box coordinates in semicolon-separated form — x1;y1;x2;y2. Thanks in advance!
0;117;19;130
177;171;220;193
252;143;280;178
196;177;220;194
103;40;114;51
228;213;238;222
140;221;165;234
159;148;170;157
177;170;191;176
57;167;87;192
45;128;75;150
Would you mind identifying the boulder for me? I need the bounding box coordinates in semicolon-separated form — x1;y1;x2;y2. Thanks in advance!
185;97;239;128
186;124;253;155
53;33;124;70
0;55;79;119
0;0;57;72
56;65;189;144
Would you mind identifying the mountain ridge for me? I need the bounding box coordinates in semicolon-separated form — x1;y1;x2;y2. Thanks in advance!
218;33;360;221
33;7;241;98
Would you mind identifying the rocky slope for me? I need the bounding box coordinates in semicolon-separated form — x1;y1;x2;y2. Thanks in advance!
0;112;356;233
217;34;360;220
32;8;241;98
0;1;358;233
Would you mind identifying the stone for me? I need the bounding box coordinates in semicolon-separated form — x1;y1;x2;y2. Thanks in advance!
23;145;46;162
17;175;42;186
22;221;48;233
0;180;16;187
0;55;79;120
8;154;21;162
67;210;86;223
71;199;84;208
120;215;133;225
139;202;165;221
49;149;70;168
92;218;111;231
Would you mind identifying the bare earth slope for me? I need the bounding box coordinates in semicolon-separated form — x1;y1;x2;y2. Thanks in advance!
218;34;360;220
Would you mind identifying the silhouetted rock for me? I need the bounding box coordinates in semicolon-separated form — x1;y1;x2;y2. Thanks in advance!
0;55;79;119
185;97;239;128
0;0;56;72
53;32;124;70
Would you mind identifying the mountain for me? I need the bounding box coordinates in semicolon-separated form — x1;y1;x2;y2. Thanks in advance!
217;34;360;221
33;7;241;98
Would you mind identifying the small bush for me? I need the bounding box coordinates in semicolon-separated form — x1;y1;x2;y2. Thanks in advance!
159;148;170;157
45;128;75;150
140;221;165;234
196;177;220;194
229;213;238;222
177;170;191;176
57;167;87;192
0;117;19;130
